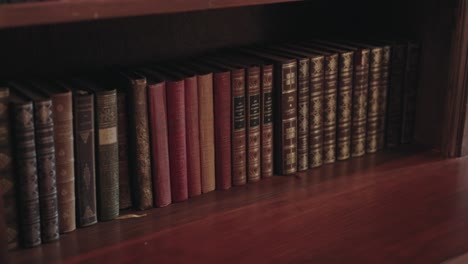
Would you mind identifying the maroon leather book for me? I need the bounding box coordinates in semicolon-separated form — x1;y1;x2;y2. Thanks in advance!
117;92;132;209
260;64;274;178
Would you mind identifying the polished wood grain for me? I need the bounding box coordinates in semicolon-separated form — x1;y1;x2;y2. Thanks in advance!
7;146;468;263
0;0;302;29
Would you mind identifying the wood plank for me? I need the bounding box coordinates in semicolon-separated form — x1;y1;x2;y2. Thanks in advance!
0;0;302;29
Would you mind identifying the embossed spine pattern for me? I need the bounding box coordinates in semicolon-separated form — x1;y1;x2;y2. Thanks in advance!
386;44;406;147
377;45;391;150
95;90;119;221
167;80;188;202
351;48;370;157
0;88;18;249
128;77;153;210
297;58;310;170
231;68;247;185
246;67;261;182
74;91;97;227
198;73;216;193
34;98;59;243
148;81;171;207
366;47;383;153
323;54;339;163
309;56;325;168
261;65;274;178
12;99;41;247
336;51;354;160
184;75;202;197
401;42;420;144
214;71;232;189
117;92;132;209
51;91;76;233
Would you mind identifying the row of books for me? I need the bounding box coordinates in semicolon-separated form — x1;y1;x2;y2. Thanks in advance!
0;39;420;249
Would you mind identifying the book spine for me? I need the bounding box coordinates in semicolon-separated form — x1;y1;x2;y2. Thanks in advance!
148;83;171;207
231;68;247;185
167;81;188;202
51;92;76;233
336;52;354;160
401;42;420;144
246;67;261;182
95;90;119;221
0;88;18;249
117;93;132;209
323;54;339;163
351;49;370;157
274;61;298;175
214;72;232;189
0;192;6;263
366;48;383;153
74;93;97;227
297;59;310;171
185;76;202;197
386;44;406;147
34;99;59;243
377;45;391;150
129;79;153;210
198;73;216;193
13;102;41;247
261;65;274;178
309;56;325;168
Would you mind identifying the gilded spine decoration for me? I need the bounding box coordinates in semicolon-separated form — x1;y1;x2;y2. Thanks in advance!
336;52;354;160
323;55;339;163
261;65;274;178
377;45;391;150
247;67;261;182
309;56;325;168
297;59;310;171
366;48;383;153
232;69;247;185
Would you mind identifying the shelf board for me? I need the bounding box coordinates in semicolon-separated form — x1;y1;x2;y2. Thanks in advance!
9;146;468;263
0;0;302;29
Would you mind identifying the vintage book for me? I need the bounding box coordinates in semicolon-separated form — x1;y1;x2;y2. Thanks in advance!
138;69;171;207
239;48;298;175
376;43;391;150
33;81;76;234
260;64;274;178
15;83;60;243
70;87;98;227
123;72;153;210
116;92;132;209
401;42;420;144
10;88;41;247
0;87;17;249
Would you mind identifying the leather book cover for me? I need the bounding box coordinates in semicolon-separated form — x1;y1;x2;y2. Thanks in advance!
0;88;18;249
377;44;391;150
34;82;76;233
117;92;132;209
260;64;274;177
71;88;97;227
401;42;420;144
238;48;298;175
245;66;261;182
10;89;41;247
124;72;153;210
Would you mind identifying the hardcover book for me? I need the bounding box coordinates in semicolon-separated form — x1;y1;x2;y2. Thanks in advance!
116;91;132;209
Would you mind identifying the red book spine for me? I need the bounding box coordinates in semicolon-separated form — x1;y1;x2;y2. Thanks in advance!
166;80;188;202
184;76;202;197
214;71;232;190
261;65;274;178
148;82;172;207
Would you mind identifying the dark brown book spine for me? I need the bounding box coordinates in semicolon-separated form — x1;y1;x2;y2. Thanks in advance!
274;61;298;175
0;88;17;249
74;92;97;227
297;58;310;170
51;91;76;233
367;47;383;153
95;90;119;221
231;68;247;185
13;102;41;247
34;99;59;243
351;49;370;157
309;56;325;168
246;66;261;182
117;93;131;209
386;44;406;147
336;51;354;160
261;65;274;178
128;78;153;210
323;54;339;164
377;45;391;150
401;42;420;144
0;190;7;262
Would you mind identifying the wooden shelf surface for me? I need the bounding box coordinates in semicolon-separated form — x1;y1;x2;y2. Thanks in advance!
0;0;302;29
8;146;468;263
